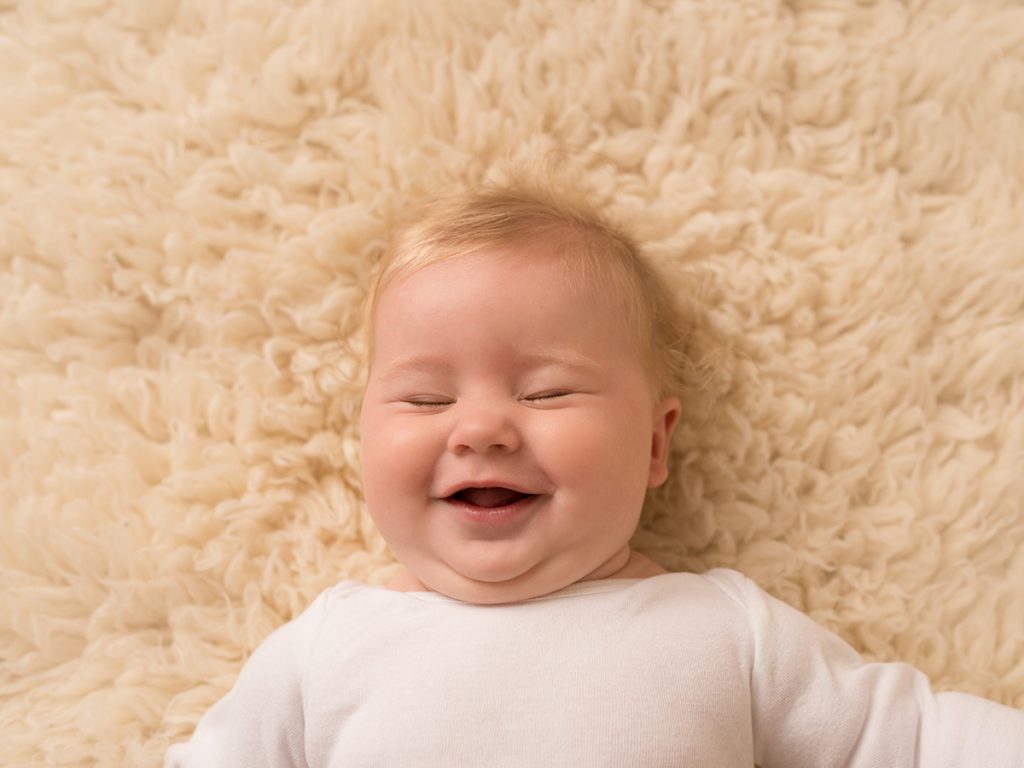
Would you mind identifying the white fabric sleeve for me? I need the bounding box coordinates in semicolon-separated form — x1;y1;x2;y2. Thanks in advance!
704;569;1024;768
164;591;328;768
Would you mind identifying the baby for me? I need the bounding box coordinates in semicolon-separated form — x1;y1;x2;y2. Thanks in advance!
167;183;1024;766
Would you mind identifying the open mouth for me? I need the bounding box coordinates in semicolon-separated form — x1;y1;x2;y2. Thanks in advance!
441;486;543;527
447;487;536;509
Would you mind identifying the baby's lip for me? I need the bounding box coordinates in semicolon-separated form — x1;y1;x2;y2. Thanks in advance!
448;487;535;509
436;480;541;499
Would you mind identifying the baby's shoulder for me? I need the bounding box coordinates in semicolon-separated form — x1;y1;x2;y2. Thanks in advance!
636;568;786;634
644;567;760;606
318;579;372;602
308;579;380;616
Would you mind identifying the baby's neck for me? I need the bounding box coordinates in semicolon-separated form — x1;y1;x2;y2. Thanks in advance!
384;549;667;594
612;549;669;578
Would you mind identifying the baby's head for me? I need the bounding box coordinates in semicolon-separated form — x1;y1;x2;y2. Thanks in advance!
359;183;691;603
364;184;694;402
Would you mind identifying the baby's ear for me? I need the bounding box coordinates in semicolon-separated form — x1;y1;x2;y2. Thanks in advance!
647;397;681;487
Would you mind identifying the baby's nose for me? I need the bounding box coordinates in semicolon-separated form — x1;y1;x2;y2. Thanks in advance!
446;405;522;455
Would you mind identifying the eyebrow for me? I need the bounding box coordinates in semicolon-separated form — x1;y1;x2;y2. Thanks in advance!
516;351;603;372
373;351;602;381
373;354;454;381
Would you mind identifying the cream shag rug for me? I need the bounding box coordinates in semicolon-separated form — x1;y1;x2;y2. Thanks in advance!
2;0;1023;764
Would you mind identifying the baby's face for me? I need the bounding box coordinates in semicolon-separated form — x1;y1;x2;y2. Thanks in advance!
360;243;679;603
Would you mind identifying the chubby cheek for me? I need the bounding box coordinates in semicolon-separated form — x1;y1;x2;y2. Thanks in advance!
537;410;651;515
359;409;442;517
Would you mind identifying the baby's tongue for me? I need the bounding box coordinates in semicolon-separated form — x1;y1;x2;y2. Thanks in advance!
456;487;525;508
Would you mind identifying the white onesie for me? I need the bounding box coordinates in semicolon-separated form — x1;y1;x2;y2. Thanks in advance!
166;569;1024;767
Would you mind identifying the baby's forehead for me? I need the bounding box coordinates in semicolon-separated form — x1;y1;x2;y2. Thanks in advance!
387;257;638;357
403;238;631;301
366;226;649;353
371;253;645;370
384;251;632;335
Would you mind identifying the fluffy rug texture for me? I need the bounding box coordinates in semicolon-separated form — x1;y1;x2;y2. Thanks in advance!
2;0;1023;764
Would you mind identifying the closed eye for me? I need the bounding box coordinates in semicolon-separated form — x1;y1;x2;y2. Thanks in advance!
524;391;571;402
403;397;453;407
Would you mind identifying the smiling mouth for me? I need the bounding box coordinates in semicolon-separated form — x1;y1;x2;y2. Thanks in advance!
447;487;536;508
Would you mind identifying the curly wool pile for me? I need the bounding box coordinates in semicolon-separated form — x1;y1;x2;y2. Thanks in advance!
2;0;1023;764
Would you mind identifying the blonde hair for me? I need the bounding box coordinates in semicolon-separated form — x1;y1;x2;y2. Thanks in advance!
364;182;703;401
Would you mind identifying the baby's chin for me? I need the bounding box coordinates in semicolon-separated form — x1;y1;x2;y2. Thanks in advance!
422;569;568;605
403;552;634;604
431;575;575;605
385;557;576;604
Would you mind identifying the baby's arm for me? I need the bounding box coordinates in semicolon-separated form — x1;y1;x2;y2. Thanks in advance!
706;569;1024;768
165;592;327;768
